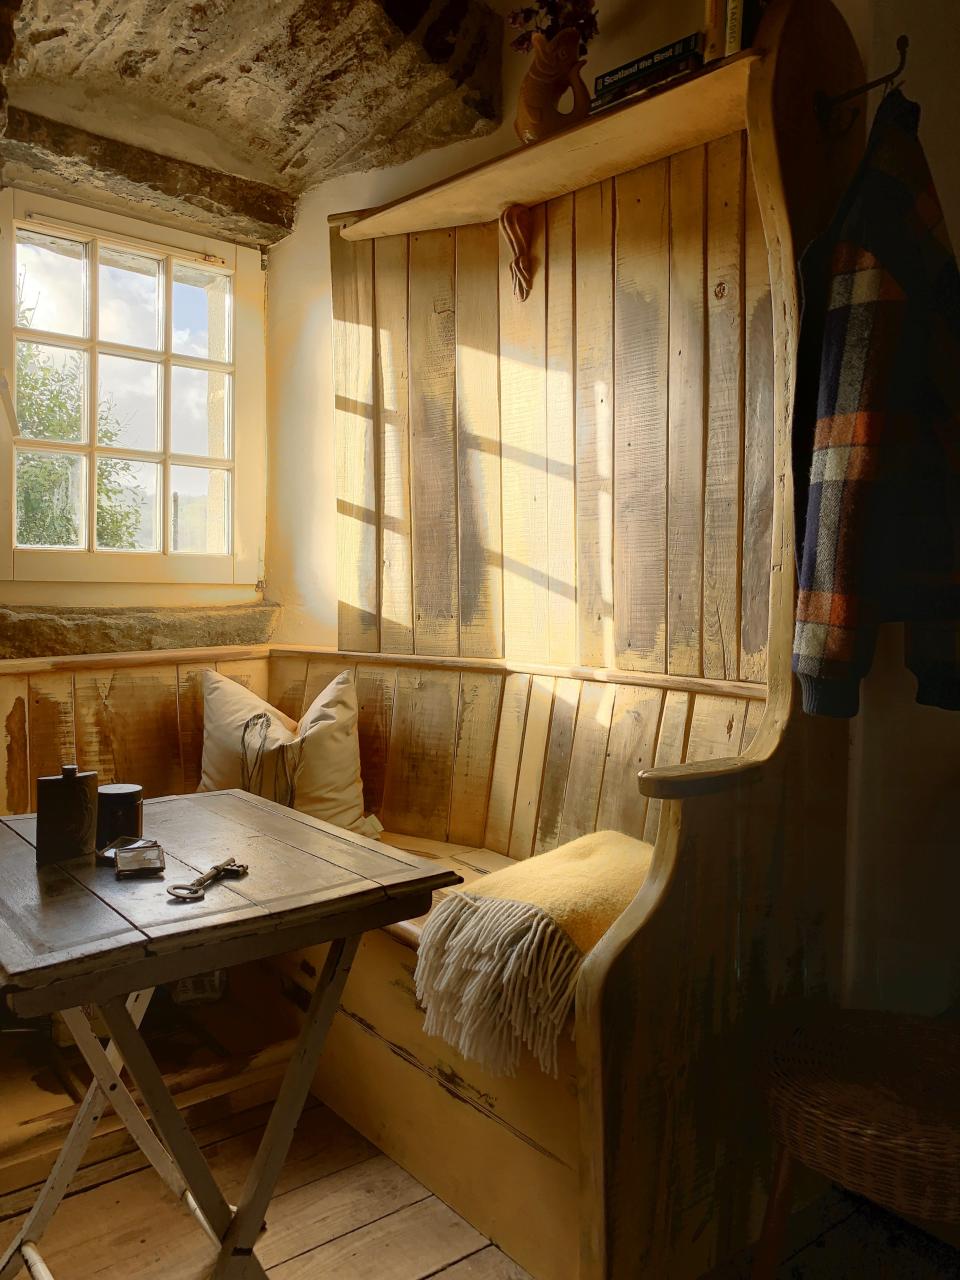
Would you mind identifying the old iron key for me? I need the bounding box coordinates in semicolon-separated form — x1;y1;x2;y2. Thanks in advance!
167;856;249;902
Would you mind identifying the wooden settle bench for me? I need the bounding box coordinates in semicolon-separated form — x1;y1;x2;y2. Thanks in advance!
0;1;864;1276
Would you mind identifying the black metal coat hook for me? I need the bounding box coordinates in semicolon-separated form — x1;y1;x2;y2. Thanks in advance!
815;34;909;134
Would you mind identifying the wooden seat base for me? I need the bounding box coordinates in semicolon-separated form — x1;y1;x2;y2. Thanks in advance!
378;833;514;947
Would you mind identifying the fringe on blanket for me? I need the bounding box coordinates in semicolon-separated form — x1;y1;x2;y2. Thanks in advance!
414;892;583;1078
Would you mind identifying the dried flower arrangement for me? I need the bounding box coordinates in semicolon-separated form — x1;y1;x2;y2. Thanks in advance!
508;0;599;56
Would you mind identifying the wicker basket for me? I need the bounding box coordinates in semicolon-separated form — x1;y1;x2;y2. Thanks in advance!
767;1009;960;1222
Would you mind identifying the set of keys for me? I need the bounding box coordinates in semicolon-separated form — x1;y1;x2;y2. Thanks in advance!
167;856;249;901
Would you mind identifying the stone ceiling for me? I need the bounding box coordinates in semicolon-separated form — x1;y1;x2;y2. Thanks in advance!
0;0;502;245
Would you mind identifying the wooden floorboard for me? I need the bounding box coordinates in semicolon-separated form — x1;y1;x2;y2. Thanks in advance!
0;1103;529;1279
1;1094;955;1278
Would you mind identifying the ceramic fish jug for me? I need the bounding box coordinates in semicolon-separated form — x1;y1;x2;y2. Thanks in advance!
514;28;591;145
35;763;98;867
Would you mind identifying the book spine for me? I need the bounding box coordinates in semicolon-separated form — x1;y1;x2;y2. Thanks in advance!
705;0;727;62
594;34;701;95
724;0;743;55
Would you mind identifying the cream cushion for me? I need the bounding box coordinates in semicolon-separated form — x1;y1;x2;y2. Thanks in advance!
198;668;382;838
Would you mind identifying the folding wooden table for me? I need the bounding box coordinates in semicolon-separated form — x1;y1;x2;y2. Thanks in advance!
0;789;459;1280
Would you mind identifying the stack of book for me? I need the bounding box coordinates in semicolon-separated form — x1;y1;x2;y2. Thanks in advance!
590;34;704;114
589;1;770;117
704;0;769;61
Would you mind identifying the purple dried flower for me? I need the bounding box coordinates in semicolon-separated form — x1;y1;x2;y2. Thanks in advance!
509;0;599;53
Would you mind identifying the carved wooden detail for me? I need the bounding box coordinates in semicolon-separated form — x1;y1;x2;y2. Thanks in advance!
498;203;534;301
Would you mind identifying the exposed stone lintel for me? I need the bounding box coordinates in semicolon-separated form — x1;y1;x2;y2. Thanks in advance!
1;107;296;246
0;601;280;660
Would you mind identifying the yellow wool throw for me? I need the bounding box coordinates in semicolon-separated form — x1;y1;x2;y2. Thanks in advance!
415;831;654;1077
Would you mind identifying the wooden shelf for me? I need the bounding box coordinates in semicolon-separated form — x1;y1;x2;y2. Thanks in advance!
338;51;759;241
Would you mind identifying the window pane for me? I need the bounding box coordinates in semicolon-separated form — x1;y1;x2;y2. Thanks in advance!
16;229;85;336
171;366;230;458
15;450;86;548
16;342;86;442
173;264;231;361
99;247;161;350
171;465;230;554
98;354;161;451
96;458;160;551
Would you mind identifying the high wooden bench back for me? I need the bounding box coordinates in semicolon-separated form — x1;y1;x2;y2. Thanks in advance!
0;647;270;816
269;648;764;853
318;0;865;1276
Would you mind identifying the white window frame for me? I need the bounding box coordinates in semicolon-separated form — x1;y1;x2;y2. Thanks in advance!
0;189;266;586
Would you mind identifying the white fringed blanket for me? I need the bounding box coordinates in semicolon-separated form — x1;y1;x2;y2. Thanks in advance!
414;830;654;1077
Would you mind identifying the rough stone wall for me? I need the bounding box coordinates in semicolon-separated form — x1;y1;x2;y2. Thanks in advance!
2;0;501;240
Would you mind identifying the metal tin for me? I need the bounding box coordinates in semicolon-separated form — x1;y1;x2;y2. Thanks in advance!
35;764;98;867
96;782;143;852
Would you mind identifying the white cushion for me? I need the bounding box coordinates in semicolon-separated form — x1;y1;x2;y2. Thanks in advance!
198;668;382;838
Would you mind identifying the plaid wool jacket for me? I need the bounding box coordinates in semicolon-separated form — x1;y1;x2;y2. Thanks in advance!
792;90;960;718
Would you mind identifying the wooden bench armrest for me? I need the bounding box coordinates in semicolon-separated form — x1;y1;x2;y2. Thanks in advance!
639;754;765;799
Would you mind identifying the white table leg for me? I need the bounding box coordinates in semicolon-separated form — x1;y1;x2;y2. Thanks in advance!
96;994;256;1270
0;989;154;1280
210;935;360;1280
60;1007;228;1240
3;935;359;1280
19;1244;53;1280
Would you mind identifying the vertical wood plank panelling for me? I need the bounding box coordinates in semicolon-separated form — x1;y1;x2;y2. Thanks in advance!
614;160;670;673
355;664;398;817
685;693;748;762
534;676;581;853
448;671;503;845
177;663;214;792
266;654;309;720
409;229;459;656
74;668;183;798
375;235;415;655
456;222;503;659
575;179;615;668
667;146;707;677
380;668;460;838
596;685;663;838
331;228;379;653
26;673;76;810
740;168;775;682
303;656;357;709
559;679;616;844
484;672;531;853
703;133;745;680
641;689;691;843
545;195;578;665
508;675;555;859
500;205;548;662
215;657;270;701
0;675;29;816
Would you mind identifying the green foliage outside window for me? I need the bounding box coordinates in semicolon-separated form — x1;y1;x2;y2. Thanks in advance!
15;289;145;549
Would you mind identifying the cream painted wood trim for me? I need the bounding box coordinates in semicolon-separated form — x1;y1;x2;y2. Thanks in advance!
2;192;266;587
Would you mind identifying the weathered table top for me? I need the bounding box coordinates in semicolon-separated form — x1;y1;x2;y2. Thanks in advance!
0;790;459;1017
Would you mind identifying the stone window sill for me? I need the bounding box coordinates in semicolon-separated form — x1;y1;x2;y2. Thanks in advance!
0;602;280;660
